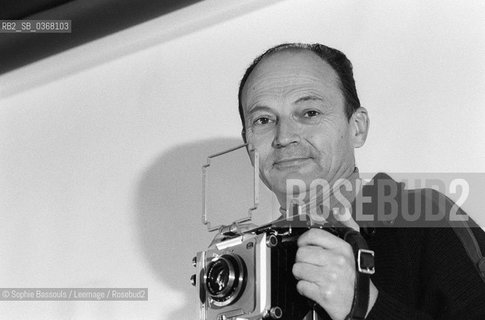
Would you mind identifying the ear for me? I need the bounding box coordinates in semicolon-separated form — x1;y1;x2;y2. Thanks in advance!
350;107;369;148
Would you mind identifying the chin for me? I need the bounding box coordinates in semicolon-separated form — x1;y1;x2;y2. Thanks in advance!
268;172;315;195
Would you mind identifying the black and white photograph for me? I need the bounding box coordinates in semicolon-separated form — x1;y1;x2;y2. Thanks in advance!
1;0;484;319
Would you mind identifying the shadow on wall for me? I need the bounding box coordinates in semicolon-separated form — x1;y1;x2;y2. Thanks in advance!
136;137;257;320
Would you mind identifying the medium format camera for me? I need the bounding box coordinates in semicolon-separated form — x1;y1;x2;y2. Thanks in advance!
192;214;345;320
191;144;374;320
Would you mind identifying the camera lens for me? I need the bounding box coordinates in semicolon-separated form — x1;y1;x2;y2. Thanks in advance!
207;259;230;294
205;254;246;306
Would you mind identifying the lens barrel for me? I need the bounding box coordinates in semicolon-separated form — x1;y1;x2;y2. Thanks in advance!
205;254;246;307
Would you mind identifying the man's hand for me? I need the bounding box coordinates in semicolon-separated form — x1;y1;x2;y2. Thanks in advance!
292;228;378;320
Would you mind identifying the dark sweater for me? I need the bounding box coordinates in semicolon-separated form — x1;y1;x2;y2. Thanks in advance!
366;226;485;319
362;175;485;319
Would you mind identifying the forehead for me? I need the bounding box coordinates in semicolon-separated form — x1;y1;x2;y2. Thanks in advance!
241;49;342;108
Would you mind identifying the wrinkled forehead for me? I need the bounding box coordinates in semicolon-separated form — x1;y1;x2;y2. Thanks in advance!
241;49;341;109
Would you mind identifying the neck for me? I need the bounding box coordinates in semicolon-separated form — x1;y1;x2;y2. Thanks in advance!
279;168;360;223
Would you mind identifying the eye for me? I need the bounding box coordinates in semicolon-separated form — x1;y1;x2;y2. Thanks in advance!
303;110;321;118
253;116;273;125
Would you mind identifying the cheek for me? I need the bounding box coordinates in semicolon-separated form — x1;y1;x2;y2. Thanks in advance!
247;136;273;170
333;129;353;157
305;126;332;151
306;126;349;159
247;131;273;153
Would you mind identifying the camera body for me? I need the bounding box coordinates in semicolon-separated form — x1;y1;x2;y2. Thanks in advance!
193;216;338;320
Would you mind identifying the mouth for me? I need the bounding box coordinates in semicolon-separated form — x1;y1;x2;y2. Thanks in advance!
273;157;312;169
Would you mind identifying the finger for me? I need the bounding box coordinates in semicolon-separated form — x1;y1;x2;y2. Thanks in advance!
295;280;320;302
292;262;340;284
293;261;321;282
295;245;330;266
295;247;354;277
297;228;344;249
293;260;350;284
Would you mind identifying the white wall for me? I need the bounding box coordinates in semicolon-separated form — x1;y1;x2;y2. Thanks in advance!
1;0;484;319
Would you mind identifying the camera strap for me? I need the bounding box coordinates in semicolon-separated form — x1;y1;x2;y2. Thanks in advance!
342;229;375;320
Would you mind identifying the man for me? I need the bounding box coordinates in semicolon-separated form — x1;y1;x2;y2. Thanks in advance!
238;43;485;319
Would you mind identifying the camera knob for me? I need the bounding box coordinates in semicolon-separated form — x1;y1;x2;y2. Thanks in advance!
192;256;197;267
269;306;283;319
190;274;196;286
266;234;279;247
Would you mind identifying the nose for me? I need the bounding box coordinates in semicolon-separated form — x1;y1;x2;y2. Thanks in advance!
273;118;300;148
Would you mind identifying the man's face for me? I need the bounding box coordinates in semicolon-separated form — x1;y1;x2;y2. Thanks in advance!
241;49;358;203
